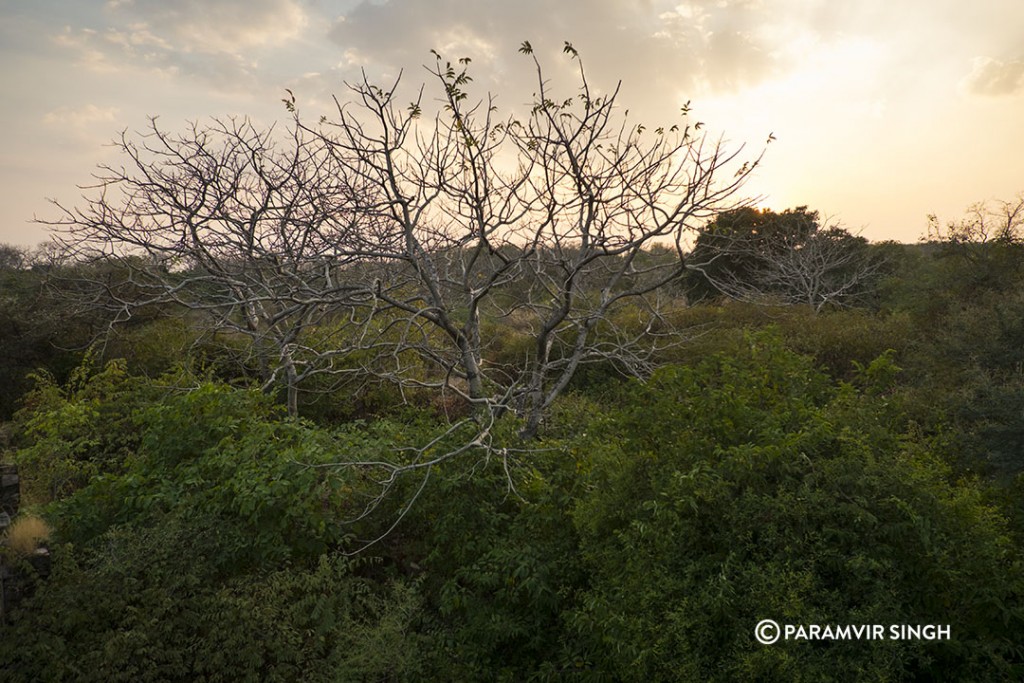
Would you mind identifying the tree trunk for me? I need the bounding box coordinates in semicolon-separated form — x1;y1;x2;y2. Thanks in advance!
282;348;299;418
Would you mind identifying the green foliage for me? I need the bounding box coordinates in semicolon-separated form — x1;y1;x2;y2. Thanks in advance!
400;445;590;681
48;382;401;570
778;309;913;381
883;237;1024;477
100;316;252;384
12;356;150;504
661;303;913;383
0;520;423;683
7;192;1024;682
2;374;433;681
571;334;1024;681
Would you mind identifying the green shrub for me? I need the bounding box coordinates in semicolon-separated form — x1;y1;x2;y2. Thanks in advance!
779;309;913;381
571;334;1024;681
12;356;151;504
398;444;590;681
0;519;423;683
2;377;431;681
49;382;404;570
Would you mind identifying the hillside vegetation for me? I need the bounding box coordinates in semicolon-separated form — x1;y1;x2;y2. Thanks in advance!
3;197;1024;680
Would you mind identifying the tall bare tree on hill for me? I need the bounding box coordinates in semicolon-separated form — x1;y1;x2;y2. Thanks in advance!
44;42;761;457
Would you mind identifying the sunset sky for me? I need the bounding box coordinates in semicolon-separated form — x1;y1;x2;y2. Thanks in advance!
2;0;1022;247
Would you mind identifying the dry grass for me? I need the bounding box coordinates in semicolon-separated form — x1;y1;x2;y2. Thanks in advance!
3;514;51;557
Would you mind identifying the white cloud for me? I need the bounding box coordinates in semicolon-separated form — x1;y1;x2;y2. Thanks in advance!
42;104;120;127
962;56;1024;96
110;0;307;55
50;0;308;88
326;0;789;96
53;26;119;72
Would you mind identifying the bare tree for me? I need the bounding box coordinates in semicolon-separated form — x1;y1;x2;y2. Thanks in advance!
924;193;1024;293
42;44;761;536
687;208;882;312
43;117;375;416
304;42;760;438
928;193;1024;246
759;227;885;311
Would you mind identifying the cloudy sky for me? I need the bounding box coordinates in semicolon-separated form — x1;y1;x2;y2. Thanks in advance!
2;0;1022;247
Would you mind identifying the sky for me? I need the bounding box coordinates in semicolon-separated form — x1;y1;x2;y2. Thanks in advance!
1;0;1023;247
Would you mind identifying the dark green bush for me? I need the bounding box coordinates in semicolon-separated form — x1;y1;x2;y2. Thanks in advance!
571;334;1024;681
0;519;423;683
400;443;590;681
2;376;429;681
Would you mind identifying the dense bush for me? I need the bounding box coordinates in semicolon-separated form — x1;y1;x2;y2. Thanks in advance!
12;357;152;504
2;377;430;681
0;519;424;683
0;262;86;421
401;443;589;680
570;335;1024;681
